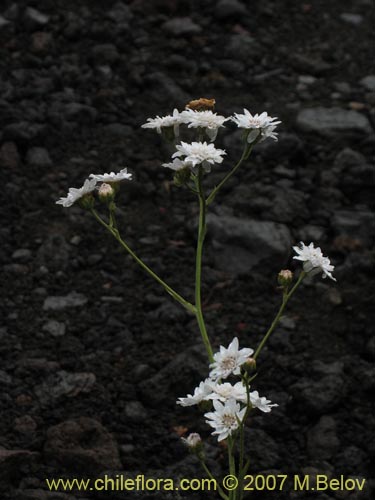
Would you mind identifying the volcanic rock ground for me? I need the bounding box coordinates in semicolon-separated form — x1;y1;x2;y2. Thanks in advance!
0;0;374;499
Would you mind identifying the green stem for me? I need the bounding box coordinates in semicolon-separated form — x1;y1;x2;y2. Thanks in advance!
195;167;214;363
238;375;251;500
227;436;237;500
206;143;253;206
198;459;229;500
253;271;306;360
91;209;196;314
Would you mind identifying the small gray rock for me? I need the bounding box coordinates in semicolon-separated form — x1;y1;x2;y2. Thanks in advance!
44;418;121;473
64;103;97;123
0;15;12;34
12;248;32;262
215;0;247;19
0;370;12;385
43;292;88;311
124;401;147;421
291;375;345;414
26;147;52;167
296;107;372;136
360;75;375;92
332;210;374;247
340;13;363;25
139;346;207;406
42;320;66;337
162;17;201;36
23;7;49;31
207;214;292;275
35;371;96;404
307;416;340;459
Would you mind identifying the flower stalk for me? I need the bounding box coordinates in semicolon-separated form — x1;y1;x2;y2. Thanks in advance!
90;208;196;315
253;271;306;360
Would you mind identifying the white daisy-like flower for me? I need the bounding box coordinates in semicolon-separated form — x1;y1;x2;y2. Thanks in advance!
90;168;132;183
172;141;226;172
162;158;193;171
205;380;247;403
180;109;228;141
56;178;97;208
209;337;254;381
204;399;246;442
141;108;182;137
177;379;212;407
293;242;336;281
231;109;281;143
249;391;278;413
181;433;202;449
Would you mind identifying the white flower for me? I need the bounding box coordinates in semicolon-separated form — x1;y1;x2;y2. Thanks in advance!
209;337;254;381
162;158;193;171
180;109;228;141
249;391;278;413
231;109;281;143
293;242;336;281
181;433;202;448
56;178;97;208
90;168;132;183
172;141;226;172
141;108;182;136
177;379;212;407
205;381;247;403
204;399;246;441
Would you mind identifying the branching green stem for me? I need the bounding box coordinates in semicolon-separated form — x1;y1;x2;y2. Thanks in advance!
206;143;253;206
90;208;196;314
253;271;306;359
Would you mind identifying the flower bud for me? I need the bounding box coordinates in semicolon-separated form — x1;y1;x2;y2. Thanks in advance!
278;269;293;287
181;433;203;453
78;193;95;210
98;183;115;203
242;357;257;375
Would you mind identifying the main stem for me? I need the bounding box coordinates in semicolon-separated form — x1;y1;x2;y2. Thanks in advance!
253;272;306;360
195;167;214;363
91;209;196;314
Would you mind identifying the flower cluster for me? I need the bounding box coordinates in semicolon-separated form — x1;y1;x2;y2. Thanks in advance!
293;242;336;281
231;109;281;143
177;337;278;442
56;168;132;208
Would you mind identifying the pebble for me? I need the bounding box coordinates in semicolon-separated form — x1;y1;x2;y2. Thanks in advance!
124;401;147;421
360;75;375;92
214;0;247;20
162;17;201;36
307;416;340;459
206;214;292;275
23;7;49;31
44;418;121;472
42;320;66;337
26;147;52;167
12;248;32;262
340;13;364;26
43;292;88;311
296;107;372;136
